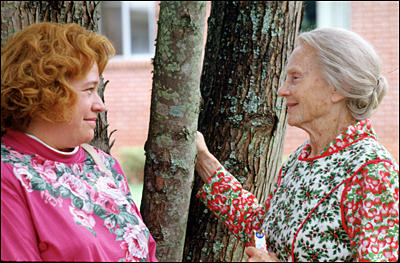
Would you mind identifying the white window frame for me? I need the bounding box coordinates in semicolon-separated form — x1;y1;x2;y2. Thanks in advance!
316;1;351;29
101;1;156;60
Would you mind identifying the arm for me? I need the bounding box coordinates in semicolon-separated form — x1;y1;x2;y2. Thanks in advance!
195;131;222;182
195;132;267;246
1;161;43;261
342;161;399;262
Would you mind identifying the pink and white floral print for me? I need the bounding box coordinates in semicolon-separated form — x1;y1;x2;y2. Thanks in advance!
96;176;126;205
41;190;63;207
1;141;153;262
69;206;96;230
13;165;34;192
197;119;399;262
120;223;149;261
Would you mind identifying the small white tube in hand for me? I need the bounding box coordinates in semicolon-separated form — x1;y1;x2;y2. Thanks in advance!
253;229;268;253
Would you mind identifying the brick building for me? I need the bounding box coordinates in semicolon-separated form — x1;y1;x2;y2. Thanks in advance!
102;1;399;163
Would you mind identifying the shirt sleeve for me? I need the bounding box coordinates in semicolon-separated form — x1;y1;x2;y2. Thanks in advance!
342;160;399;262
1;161;43;261
196;166;268;246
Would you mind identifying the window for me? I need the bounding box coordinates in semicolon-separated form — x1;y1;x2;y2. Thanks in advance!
100;1;156;59
301;1;317;32
301;1;351;32
316;1;350;29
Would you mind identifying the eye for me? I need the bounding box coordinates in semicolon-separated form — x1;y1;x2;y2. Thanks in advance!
292;74;301;81
85;87;96;94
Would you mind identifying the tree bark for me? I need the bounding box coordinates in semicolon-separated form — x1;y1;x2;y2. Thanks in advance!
183;1;304;262
140;1;206;262
1;1;114;153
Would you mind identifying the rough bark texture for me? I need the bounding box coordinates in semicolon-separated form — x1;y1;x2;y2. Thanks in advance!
183;2;304;262
140;2;206;262
1;1;114;153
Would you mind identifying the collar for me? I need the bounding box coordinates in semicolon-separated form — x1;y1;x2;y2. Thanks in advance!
299;119;377;161
1;129;86;163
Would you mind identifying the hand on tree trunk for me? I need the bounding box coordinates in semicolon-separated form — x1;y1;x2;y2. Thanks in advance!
195;131;222;182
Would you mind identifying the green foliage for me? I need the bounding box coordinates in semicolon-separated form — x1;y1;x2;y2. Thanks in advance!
119;147;145;184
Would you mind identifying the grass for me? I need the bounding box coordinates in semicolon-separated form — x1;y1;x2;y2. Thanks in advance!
128;183;144;208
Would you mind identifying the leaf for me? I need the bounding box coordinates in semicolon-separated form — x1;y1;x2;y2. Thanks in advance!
143;229;150;239
47;184;60;198
59;186;71;198
114;228;124;238
94;204;107;218
31;177;47;191
121;212;139;225
86;226;97;237
116;214;126;228
72;195;84;209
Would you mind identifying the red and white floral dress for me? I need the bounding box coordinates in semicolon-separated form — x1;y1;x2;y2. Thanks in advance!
1;130;157;262
197;119;399;262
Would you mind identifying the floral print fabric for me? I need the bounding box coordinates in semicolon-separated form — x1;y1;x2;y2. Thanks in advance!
1;130;157;262
197;119;399;262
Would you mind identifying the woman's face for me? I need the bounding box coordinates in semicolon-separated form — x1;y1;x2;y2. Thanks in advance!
278;44;334;129
25;63;105;151
66;63;105;146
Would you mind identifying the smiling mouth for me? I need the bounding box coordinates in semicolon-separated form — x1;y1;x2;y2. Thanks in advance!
287;103;298;108
286;103;298;112
84;119;97;126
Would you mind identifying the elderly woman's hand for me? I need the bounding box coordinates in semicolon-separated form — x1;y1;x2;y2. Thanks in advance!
245;247;280;262
196;131;209;154
195;131;222;182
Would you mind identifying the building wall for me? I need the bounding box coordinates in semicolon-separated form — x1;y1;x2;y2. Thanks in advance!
103;60;152;160
104;2;399;163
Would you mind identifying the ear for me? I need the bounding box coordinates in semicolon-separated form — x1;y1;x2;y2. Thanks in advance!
330;87;346;103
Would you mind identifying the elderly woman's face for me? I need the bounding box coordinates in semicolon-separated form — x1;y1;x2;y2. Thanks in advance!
278;44;334;129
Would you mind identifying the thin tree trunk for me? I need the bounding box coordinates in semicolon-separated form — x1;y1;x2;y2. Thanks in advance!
140;1;207;262
1;1;114;153
184;1;304;262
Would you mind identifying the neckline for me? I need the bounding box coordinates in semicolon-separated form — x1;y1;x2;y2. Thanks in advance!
25;133;79;156
298;119;376;161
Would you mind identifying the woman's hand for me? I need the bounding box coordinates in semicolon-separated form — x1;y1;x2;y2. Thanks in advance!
195;131;222;182
245;247;280;262
196;131;209;154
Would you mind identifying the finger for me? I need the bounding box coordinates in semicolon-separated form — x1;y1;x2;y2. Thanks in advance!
245;246;257;257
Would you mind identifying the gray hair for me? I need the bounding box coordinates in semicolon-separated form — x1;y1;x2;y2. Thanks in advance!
296;27;388;120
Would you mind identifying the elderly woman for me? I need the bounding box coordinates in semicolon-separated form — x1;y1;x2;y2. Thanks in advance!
195;28;399;262
1;22;157;262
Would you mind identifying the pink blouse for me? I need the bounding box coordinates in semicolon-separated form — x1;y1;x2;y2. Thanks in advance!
1;130;157;262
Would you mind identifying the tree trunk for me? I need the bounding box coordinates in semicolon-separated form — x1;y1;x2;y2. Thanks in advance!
140;1;206;262
1;1;114;153
183;1;304;262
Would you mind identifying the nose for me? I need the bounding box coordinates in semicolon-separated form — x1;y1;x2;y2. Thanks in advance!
92;92;106;113
278;81;290;98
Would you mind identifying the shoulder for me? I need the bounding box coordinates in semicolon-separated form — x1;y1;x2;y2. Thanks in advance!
351;137;398;166
82;144;122;171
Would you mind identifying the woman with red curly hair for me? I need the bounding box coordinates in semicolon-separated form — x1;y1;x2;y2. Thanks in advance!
1;22;157;262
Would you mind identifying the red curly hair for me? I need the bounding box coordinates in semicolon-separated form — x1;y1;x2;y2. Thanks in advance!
1;22;115;133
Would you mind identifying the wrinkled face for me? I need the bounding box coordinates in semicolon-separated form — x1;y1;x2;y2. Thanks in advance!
65;63;105;146
278;44;334;129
